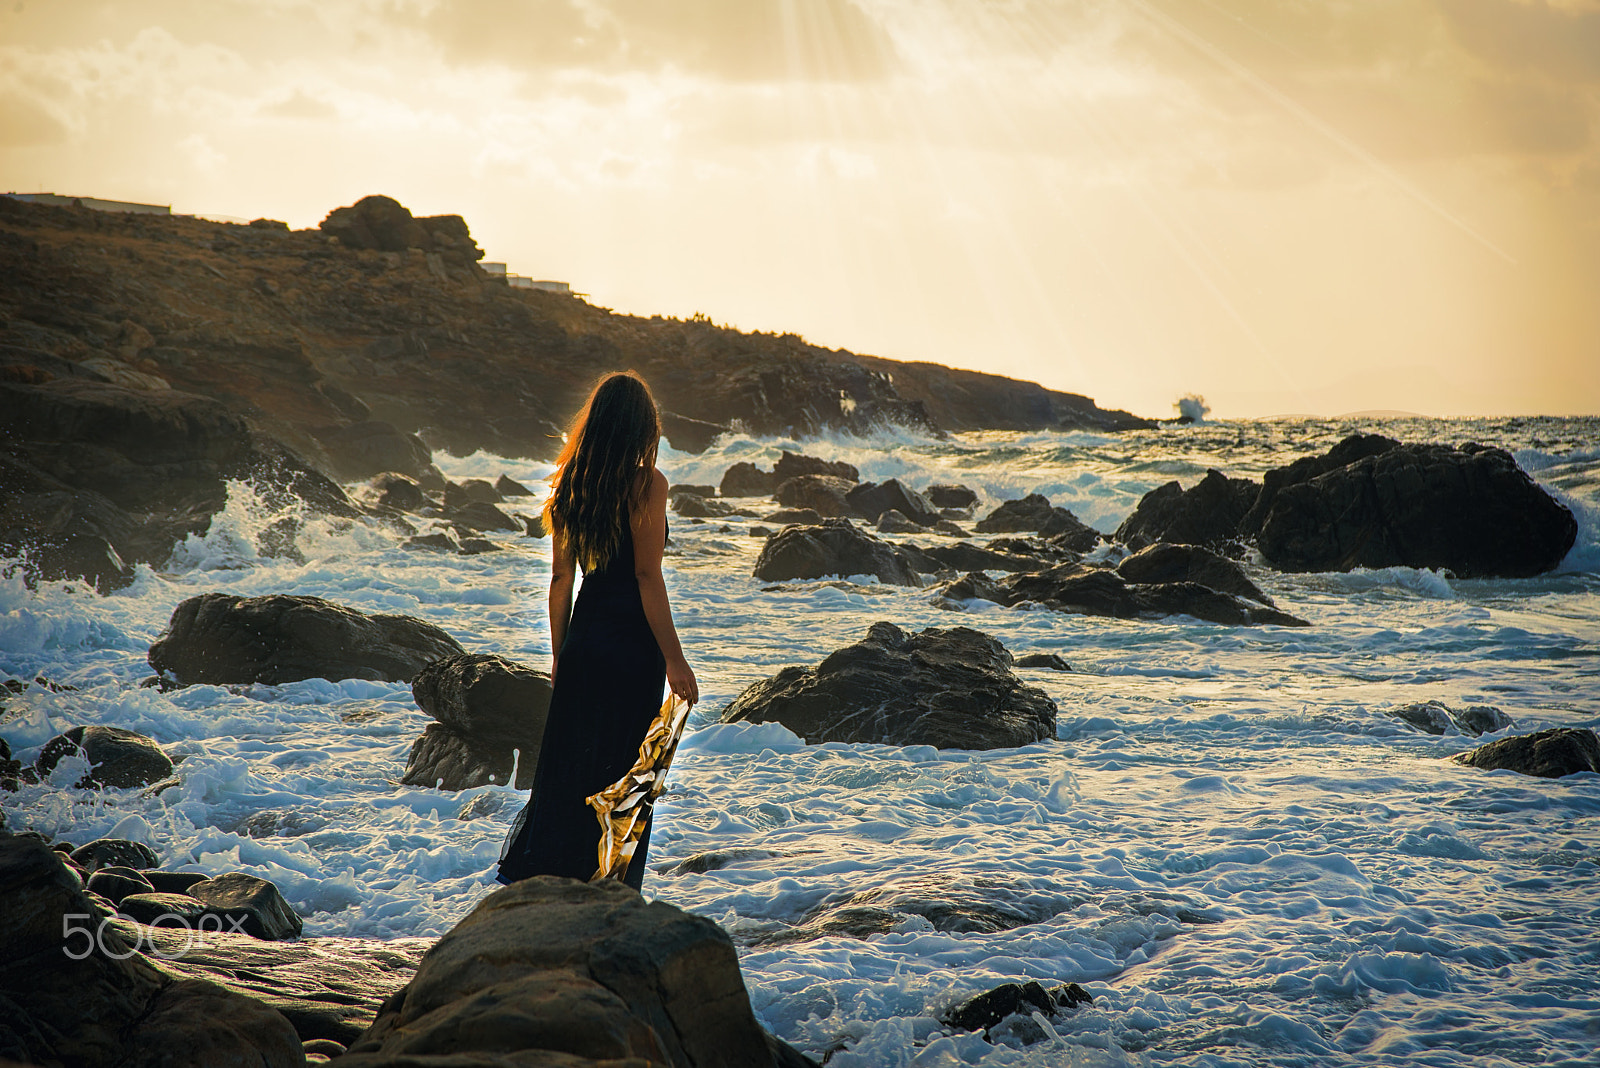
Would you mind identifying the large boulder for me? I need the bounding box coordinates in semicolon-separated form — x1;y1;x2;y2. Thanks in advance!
1115;542;1274;605
924;483;979;510
942;562;1309;626
720;622;1056;749
149;593;464;686
774;450;858;483
186;872;304;941
720;461;781;498
774;474;856;517
1451;728;1600;778
1256;442;1576;577
908;540;1049;574
35;725;173;789
1114;469;1260;551
319;194;485;266
1240;433;1400;536
401;653;553;790
975;494;1100;550
753;520;923;586
339;875;811;1068
846;478;940;527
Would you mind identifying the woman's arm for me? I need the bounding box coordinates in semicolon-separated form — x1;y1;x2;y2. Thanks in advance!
633;468;699;704
547;518;576;681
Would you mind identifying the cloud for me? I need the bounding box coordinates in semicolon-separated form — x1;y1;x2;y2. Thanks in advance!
258;89;338;119
1439;0;1600;80
0;87;69;146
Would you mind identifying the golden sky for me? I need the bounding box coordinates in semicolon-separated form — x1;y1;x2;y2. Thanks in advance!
2;0;1597;418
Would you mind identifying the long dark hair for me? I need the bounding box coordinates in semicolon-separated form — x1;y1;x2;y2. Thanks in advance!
545;371;661;571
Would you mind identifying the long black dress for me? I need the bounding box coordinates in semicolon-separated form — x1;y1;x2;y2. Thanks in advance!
496;519;667;890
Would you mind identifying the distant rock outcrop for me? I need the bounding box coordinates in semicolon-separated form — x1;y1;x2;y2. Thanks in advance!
753;519;924;586
148;593;464;686
721;622;1056;748
1452;727;1600;778
1256;441;1576;577
401;653;552;790
319;194;485;266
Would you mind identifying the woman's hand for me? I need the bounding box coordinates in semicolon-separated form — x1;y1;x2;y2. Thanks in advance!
667;656;698;706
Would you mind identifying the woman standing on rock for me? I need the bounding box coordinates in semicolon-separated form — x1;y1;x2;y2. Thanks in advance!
497;371;698;890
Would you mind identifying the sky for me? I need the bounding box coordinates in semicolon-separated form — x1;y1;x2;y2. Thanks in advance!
1;0;1597;419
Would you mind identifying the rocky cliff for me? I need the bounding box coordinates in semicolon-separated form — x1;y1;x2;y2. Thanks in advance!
0;194;1152;477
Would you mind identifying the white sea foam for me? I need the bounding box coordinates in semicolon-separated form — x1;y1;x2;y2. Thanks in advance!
1;416;1597;1066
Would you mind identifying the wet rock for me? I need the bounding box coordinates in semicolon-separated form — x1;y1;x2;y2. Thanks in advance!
339;875;808;1068
673;491;745;518
1114;469;1260;551
759;876;1079;946
1452;727;1600;778
118;891;210;928
847;478;940;527
775;474;856;517
121;978;304;1068
448;498;519;532
934;519;970;537
1388;699;1516;737
187;872;304;941
721;621;1055;748
913;540;1050;574
876;509;924;534
144;871;209;894
444;478;503;507
455;792;511;820
670;483;717;498
752;519;924;587
721;461;781;498
495;474;534;497
85;866;155;904
764;507;824;525
149;592;464;686
1452;704;1515;736
402;531;458;552
364;471;426;512
976;494;1101;550
660;848;786;876
775;450;859;483
36;725;173;789
1241;433;1400;536
402;653;552;790
455;536;502;554
70;838;159;873
1014;652;1072;671
1116;542;1274;605
659;410;732;453
1256;441;1577;577
311;419;436;482
943;980;1093;1039
925;484;979;510
523;512;548;538
4;531;136;593
940;563;1310;627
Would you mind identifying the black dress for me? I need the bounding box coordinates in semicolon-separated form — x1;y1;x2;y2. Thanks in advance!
496;519;667;890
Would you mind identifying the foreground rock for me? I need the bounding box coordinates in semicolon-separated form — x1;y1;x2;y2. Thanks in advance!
401;653;552;790
941;563;1309;626
975;494;1101;551
149;593;464;686
1114;469;1260;552
1256;441;1576;577
721;622;1056;748
1452;728;1600;778
340;875;814;1068
753;520;924;586
35;724;173;789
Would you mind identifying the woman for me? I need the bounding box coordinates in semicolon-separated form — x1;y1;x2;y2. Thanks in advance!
497;371;698;891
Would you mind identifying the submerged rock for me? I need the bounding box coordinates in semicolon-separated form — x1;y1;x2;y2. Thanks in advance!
1254;439;1576;577
36;725;173;789
753;519;924;586
720;621;1056;748
942;980;1094;1045
149;593;464;686
402;653;553;790
1387;700;1512;737
338;875;811;1068
1114;469;1260;551
1452;728;1600;778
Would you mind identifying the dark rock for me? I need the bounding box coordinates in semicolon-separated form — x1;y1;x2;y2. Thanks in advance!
69;838;159;872
669;483;717;499
1452;728;1600;778
1452;704;1515;736
1117;542;1274;605
925;484;979;510
121;977;304;1068
1256;442;1577;577
660;410;732;453
721;622;1056;749
495;474;534;497
443;478;502;507
721;461;780;498
523;512;548;538
847;478;940;527
144;870;209;894
1014;653;1072;671
1388;700;1456;735
311;419;435;482
187;872;304;941
365;471;426;512
876;509;924;534
85;866;155;904
749;526;772;537
775;474;856;517
943;562;1311;627
1114;469;1260;551
752;520;924;587
976;494;1101;550
943;980;1093;1037
761;876;1077;946
934;519;969;537
403;653;552;790
915;540;1049;574
319;195;485;265
660;848;785;876
455;792;510;820
455;536;501;554
249;218;290;230
774;450;859;483
764;507;824;525
448;499;519;532
118;891;210;927
36;725;173;789
4;531;136;593
149;593;464;686
1241;433;1401;536
402;532;458;552
339;875;806;1068
673;491;742;518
